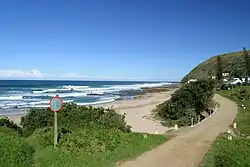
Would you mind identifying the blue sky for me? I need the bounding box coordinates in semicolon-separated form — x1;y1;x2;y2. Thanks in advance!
0;0;250;81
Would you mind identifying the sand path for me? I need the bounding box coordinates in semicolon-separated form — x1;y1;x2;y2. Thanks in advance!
118;94;238;167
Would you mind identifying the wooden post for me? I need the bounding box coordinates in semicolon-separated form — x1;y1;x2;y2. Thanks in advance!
227;129;232;140
233;123;237;129
191;117;194;127
54;112;58;148
174;124;178;131
198;115;200;123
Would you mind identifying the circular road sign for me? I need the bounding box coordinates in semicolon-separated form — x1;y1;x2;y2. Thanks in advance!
49;96;62;112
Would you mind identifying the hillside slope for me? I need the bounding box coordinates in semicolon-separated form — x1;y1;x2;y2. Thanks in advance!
181;50;250;83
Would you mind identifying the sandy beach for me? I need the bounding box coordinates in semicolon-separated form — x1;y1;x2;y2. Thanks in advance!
4;90;175;134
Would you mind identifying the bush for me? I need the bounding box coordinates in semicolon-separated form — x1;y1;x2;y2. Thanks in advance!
156;79;215;126
59;127;126;153
0;117;22;135
21;103;131;136
220;83;233;90
234;88;250;100
0;131;34;167
27;124;128;154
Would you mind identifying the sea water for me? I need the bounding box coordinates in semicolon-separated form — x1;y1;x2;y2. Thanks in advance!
0;80;174;115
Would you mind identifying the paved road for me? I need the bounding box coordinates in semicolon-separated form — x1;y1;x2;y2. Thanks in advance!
118;94;238;167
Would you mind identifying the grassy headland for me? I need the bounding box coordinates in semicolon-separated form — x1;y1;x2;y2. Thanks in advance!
201;86;250;167
0;104;167;167
181;50;250;83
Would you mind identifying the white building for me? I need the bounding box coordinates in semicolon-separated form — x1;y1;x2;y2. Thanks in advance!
222;73;230;77
187;79;197;83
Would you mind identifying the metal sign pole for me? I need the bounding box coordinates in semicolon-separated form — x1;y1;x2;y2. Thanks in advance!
54;111;58;148
50;95;62;148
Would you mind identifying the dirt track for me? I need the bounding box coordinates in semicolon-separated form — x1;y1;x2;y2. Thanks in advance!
118;94;238;167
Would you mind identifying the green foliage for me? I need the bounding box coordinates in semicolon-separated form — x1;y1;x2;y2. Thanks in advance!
59;127;126;153
28;125;127;153
33;133;167;167
243;47;250;77
216;56;223;81
201;134;250;167
157;79;215;126
182;50;250;83
20;103;131;136
234;88;250;100
218;86;250;136
0;117;23;135
0;130;34;167
220;83;232;90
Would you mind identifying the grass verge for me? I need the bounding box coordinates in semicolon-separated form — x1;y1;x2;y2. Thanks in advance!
32;132;167;167
200;86;250;167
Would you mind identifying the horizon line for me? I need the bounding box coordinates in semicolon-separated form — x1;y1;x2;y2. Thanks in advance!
0;79;181;82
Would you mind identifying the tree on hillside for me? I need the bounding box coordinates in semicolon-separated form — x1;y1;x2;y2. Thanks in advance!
216;56;223;81
243;47;250;83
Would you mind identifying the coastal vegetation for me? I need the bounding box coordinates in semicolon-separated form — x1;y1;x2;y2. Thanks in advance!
181;49;250;83
156;79;216;126
0;104;167;167
201;86;250;167
216;56;223;82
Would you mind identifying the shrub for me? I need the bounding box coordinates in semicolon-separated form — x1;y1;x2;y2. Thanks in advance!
27;127;54;149
0;131;34;167
0;117;22;135
27;124;128;154
234;88;250;100
21;103;131;136
59;127;126;153
157;79;215;126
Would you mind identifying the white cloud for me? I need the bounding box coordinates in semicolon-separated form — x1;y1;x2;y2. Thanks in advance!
61;72;88;79
0;69;45;78
60;73;149;81
0;70;151;81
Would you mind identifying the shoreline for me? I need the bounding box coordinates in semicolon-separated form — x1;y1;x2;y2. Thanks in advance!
3;89;176;133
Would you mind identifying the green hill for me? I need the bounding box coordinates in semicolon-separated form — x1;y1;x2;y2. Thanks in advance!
181;50;250;83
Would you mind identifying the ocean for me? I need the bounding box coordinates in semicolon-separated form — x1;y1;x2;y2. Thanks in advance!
0;80;175;115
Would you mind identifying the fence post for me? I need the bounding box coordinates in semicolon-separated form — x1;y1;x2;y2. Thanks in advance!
191;117;194;127
174;124;178;131
227;129;232;140
233;123;237;129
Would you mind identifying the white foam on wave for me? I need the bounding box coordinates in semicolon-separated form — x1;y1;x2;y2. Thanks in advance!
60;82;170;95
26;92;88;98
0;96;23;100
63;85;89;89
76;98;115;106
107;82;171;90
31;82;171;97
33;88;71;94
55;93;87;98
31;105;49;108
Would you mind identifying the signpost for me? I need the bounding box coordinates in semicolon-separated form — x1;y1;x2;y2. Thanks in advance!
49;95;62;148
